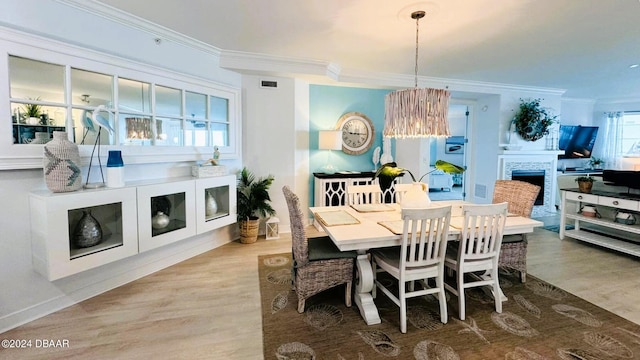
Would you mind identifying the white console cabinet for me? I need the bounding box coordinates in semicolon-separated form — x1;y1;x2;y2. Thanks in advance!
560;189;640;257
30;187;139;281
30;175;237;281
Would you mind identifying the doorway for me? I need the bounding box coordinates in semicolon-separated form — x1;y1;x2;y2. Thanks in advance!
429;103;469;201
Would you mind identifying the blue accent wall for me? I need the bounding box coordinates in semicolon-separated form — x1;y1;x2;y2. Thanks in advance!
309;85;392;204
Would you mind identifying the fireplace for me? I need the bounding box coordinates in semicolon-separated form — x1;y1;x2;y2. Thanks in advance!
511;170;545;205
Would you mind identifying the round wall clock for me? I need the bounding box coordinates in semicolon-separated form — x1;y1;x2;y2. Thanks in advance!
336;112;374;155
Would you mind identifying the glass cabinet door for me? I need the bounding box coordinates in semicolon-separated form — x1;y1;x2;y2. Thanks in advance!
137;179;196;252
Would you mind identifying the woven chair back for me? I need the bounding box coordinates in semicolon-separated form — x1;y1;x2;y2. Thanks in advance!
282;186;309;265
492;180;541;217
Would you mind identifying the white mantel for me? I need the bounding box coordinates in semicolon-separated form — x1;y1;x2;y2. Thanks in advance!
498;150;564;216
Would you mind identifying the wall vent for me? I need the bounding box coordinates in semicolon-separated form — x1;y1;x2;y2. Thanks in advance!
260;80;278;88
475;184;487;199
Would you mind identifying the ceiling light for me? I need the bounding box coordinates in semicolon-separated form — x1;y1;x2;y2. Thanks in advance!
630;64;639;69
383;10;450;139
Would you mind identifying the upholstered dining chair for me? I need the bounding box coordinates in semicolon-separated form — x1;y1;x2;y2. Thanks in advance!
282;186;357;313
347;184;383;205
492;180;541;283
444;202;508;320
371;206;452;333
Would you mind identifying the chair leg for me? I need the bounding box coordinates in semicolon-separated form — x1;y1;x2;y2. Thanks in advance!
458;271;466;321
399;284;407;333
297;298;306;313
493;267;502;314
520;270;526;283
437;277;448;324
345;281;352;307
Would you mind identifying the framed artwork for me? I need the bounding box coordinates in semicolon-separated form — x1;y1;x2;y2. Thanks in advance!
445;136;465;154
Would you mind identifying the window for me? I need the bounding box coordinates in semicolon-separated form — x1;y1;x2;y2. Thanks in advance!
2;42;240;169
622;112;640;154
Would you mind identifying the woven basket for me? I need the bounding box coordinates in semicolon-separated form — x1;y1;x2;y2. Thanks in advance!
578;181;593;193
239;219;260;244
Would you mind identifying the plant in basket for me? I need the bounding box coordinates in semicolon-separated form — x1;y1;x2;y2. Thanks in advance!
575;176;595;193
237;167;275;244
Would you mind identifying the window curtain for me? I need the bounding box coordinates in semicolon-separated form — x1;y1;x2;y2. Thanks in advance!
602;112;623;169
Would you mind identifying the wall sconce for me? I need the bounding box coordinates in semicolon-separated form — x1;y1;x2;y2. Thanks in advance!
319;130;342;174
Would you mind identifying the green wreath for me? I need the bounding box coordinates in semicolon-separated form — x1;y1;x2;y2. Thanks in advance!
513;98;557;142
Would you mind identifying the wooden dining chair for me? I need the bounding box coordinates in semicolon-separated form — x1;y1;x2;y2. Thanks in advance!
371;205;452;333
282;186;357;313
347;184;383;205
393;183;414;204
492;180;541;283
444;202;508;320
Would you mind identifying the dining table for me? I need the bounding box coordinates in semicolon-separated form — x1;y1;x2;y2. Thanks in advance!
309;200;544;326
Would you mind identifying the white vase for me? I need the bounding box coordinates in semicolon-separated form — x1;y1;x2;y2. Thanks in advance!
400;182;431;208
205;190;218;217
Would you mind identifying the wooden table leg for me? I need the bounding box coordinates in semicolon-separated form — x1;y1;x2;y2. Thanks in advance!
353;252;381;325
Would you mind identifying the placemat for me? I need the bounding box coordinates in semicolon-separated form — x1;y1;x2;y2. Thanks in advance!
350;203;394;213
314;210;360;227
377;220;405;234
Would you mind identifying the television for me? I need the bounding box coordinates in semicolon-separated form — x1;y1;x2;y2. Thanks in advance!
558;125;599;159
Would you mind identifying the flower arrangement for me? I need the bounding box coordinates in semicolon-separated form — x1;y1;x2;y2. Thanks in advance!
588;157;604;169
513;98;558;142
373;160;465;191
575;176;595;183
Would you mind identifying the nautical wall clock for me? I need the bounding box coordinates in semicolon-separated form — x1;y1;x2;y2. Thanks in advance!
336;112;374;155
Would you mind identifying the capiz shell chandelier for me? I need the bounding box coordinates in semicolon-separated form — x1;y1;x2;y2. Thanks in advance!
383;10;451;139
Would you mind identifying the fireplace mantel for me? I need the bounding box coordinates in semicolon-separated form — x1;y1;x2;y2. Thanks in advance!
498;150;562;216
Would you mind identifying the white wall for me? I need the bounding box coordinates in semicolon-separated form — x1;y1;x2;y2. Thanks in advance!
0;1;243;332
241;75;297;233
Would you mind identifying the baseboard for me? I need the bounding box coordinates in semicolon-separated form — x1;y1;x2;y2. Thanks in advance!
0;234;234;333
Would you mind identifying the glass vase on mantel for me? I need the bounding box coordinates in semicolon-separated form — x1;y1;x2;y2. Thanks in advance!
43;131;82;193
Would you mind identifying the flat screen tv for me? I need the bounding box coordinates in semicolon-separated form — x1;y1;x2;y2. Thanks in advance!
558;125;599;159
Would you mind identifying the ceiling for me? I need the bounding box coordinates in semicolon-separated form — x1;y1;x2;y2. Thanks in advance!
96;0;640;101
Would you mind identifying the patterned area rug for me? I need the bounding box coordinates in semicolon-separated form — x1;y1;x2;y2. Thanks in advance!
259;253;640;359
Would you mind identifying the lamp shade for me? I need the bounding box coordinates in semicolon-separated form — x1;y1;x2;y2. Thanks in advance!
383;88;451;138
319;130;342;150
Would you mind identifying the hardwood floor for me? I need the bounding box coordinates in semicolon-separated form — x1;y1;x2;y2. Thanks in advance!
2;225;640;359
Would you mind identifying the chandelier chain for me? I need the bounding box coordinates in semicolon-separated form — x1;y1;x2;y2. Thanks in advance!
414;13;419;88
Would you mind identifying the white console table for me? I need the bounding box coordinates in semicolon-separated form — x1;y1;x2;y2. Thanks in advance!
560;188;640;257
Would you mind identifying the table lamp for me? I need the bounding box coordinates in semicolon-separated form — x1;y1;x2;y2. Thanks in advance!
319;130;341;174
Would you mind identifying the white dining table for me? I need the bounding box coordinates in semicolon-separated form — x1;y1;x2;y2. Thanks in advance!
309;200;544;326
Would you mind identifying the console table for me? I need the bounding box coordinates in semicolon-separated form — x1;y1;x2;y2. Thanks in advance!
313;172;399;207
560;188;640;257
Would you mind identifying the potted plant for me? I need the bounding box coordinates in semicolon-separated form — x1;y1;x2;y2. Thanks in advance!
588;157;604;170
575;176;595;193
237;167;276;244
513;98;558;142
22;98;42;125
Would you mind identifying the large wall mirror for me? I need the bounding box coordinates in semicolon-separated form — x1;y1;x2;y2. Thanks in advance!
8;55;236;150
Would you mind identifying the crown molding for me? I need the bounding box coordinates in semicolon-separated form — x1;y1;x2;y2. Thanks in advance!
219;50;341;80
55;0;222;57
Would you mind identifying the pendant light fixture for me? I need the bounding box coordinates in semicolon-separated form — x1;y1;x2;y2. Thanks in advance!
383;10;451;139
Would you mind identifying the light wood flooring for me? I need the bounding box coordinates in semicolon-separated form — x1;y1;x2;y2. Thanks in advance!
2;224;640;359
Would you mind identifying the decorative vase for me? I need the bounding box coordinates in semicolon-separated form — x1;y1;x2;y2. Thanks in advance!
205;190;218;217
380;137;393;165
106;150;125;188
43;131;82;193
151;211;170;229
73;210;103;248
400;182;431;208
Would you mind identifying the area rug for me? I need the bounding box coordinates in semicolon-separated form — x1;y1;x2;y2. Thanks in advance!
259;253;640;359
